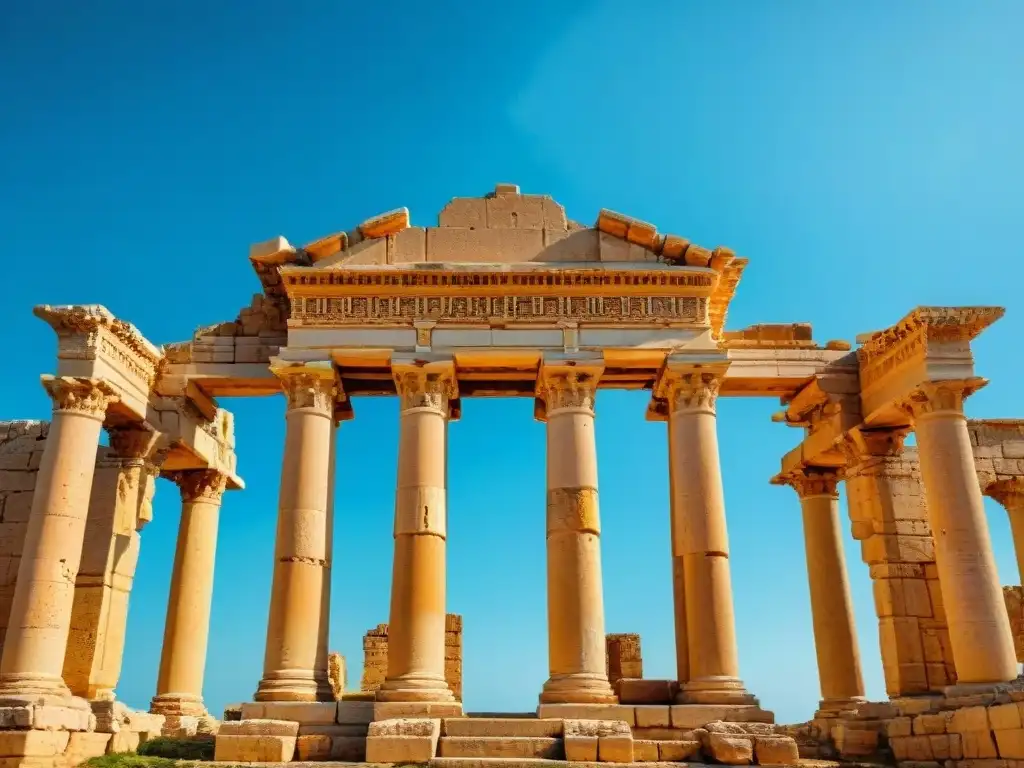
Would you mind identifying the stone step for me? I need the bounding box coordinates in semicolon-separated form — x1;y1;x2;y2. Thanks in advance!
443;718;564;738
429;760;699;768
438;737;565;759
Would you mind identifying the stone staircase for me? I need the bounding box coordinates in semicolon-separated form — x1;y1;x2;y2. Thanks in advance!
433;717;566;765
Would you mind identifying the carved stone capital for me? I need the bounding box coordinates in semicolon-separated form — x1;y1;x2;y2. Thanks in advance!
839;427;910;464
900;379;986;421
537;367;600;415
774;468;840;499
665;371;722;416
987;478;1024;511
273;363;337;414
168;469;228;505
106;426;160;460
393;365;457;413
42;376;118;420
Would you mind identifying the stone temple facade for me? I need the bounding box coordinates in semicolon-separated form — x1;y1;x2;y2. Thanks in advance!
0;185;1023;767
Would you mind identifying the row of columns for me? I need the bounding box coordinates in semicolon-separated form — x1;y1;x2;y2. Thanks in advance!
0;376;228;719
776;379;1018;712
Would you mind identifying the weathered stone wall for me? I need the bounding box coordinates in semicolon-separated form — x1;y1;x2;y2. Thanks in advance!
0;421;48;659
360;614;463;700
606;633;643;687
327;651;345;699
845;445;956;696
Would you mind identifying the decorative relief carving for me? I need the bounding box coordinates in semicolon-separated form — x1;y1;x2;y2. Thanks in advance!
665;372;721;415
277;371;337;413
42;376;119;418
285;269;714;291
394;369;456;412
168;469;227;505
839;428;910;466
858;327;926;390
289;293;708;326
107;426;160;460
537;369;599;413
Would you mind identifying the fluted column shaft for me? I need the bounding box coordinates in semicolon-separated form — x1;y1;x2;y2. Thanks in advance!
668;429;689;687
0;376;116;700
666;369;754;704
539;366;615;704
786;470;865;708
151;470;227;716
378;365;454;702
906;382;1018;685
256;366;336;702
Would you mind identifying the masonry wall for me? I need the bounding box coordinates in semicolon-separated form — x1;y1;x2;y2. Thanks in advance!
360;614;463;700
606;632;643;686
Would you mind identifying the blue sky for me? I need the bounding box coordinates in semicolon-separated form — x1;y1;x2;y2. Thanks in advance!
2;2;1023;725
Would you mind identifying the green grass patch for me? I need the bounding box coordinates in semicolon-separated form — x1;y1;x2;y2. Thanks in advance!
80;756;178;768
137;737;215;761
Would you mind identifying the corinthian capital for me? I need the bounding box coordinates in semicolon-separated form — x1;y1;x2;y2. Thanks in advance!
393;362;457;414
272;361;338;414
773;467;840;499
42;375;119;420
666;371;722;415
167;469;228;505
900;378;986;421
536;365;601;417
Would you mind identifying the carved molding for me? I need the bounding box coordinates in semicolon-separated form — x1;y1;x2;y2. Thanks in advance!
42;376;119;419
393;367;457;413
780;468;840;499
276;370;337;413
168;469;228;505
537;368;600;413
665;371;722;416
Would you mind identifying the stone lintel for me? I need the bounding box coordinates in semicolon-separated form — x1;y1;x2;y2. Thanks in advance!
857;306;1002;428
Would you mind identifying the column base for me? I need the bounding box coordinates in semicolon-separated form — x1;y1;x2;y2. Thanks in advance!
376;674;455;703
254;669;334;702
540;673;617;704
150;692;207;717
677;677;758;705
0;672;72;702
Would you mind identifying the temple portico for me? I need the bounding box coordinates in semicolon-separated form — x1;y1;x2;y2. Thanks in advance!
3;185;1024;768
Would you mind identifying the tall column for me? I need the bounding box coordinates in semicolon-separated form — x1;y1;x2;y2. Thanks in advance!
986;478;1024;586
780;468;865;712
315;417;339;697
377;363;455;702
255;364;336;702
667;420;690;688
665;368;755;704
151;469;227;716
538;364;615;704
904;381;1018;686
0;376;117;701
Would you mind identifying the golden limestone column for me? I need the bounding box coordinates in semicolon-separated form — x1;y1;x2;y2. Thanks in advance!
668;430;690;689
0;376;117;701
255;363;337;702
537;363;616;705
778;469;865;714
377;361;456;704
151;469;228;717
902;381;1018;687
664;368;755;705
987;478;1024;585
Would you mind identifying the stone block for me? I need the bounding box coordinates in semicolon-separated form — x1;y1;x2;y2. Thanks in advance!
214;734;296;762
372;701;462;720
0;731;69;757
932;733;964;760
598;734;634;763
962;729;999;759
387;227;426;264
916;711;955;734
658;738;702;761
670;704;764;729
438;736;562;758
295;734;332;760
890;717;914;737
218;718;299;737
617;679;677;704
336;700;375;724
64;732;112;763
108;729;140;754
992;704;1024;731
564;734;598;761
365;717;440;763
243;700;337;724
951;706;993;733
707;731;753;764
633;739;659;761
331;735;367;761
0;708;32;729
634;706;670;728
753;735;800;765
31;706;90;731
997;729;1024;759
426;227;543;264
537;703;635;725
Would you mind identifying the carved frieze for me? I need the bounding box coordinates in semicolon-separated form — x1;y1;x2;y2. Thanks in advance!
289;293;708;327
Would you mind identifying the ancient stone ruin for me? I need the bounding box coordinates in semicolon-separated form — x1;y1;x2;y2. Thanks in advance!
0;184;1023;767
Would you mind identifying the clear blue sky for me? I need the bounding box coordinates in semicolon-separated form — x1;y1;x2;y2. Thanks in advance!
2;2;1023;725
